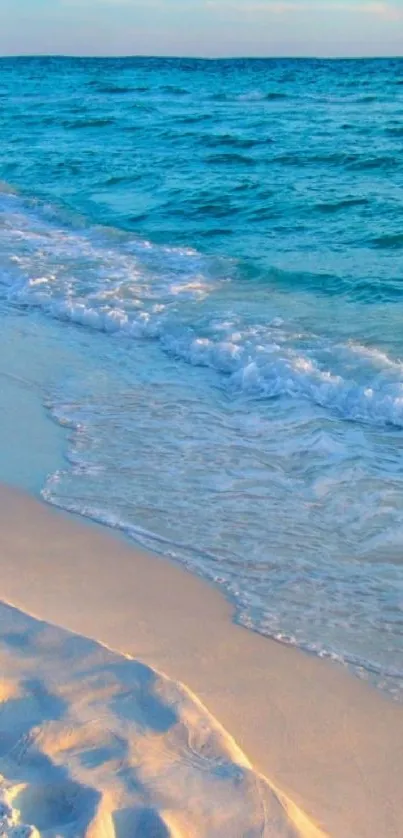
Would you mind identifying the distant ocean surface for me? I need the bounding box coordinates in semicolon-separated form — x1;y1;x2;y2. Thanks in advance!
1;56;403;698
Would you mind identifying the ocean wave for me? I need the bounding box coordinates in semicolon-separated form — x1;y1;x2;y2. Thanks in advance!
2;192;403;430
158;84;189;95
237;90;288;102
3;295;402;427
210;92;229;102
346;154;398;171
206;153;256;166
315;197;370;213
252;265;403;301
386;125;403;136
94;84;135;94
370;232;403;249
210;90;288;103
201;133;272;150
62;117;115;129
355;94;378;103
264;91;288;100
49;326;403;425
274;151;399;170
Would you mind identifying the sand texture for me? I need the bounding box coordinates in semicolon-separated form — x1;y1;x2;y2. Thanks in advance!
0;485;402;837
0;601;311;838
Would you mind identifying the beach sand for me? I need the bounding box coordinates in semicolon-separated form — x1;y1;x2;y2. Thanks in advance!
0;484;402;837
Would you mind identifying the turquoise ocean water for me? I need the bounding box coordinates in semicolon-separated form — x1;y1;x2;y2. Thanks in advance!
1;57;403;698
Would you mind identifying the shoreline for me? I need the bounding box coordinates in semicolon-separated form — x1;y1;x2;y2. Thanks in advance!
1;483;403;836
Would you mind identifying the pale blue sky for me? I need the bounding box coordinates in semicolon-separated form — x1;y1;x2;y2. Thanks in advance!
0;0;402;57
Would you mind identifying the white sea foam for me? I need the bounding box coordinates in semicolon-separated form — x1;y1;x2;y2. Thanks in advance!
1;192;403;429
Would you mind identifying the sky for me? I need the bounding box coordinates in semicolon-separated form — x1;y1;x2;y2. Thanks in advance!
0;0;402;58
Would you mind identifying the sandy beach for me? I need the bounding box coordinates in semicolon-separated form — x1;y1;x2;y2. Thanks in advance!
0;484;402;837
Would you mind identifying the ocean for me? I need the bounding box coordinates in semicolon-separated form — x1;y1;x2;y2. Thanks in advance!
1;56;403;699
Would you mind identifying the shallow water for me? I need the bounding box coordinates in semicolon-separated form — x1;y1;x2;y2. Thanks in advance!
1;56;403;697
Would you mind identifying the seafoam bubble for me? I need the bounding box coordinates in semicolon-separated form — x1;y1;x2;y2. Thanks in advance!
2;193;403;429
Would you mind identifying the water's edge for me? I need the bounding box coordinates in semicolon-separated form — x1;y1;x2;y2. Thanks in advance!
1;56;403;701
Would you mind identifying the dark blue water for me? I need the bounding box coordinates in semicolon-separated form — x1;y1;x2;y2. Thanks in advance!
1;57;403;698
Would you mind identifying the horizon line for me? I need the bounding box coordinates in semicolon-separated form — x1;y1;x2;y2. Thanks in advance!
0;53;402;61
